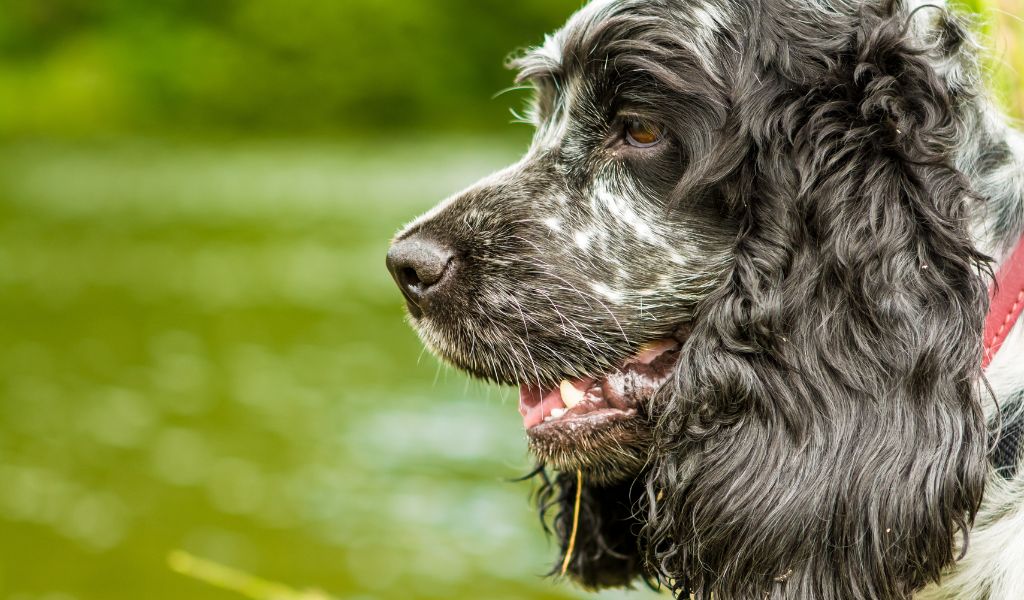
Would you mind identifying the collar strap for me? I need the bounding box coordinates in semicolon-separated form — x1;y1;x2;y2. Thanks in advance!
983;235;1024;369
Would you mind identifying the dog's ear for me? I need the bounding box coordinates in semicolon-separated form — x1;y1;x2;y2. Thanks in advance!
645;3;990;599
535;469;648;589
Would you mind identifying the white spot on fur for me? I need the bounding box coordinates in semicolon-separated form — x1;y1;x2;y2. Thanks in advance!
690;2;727;35
574;230;593;250
535;32;563;68
678;2;731;78
968;114;1024;262
590;282;624;303
986;320;1024;413
543;217;561;232
592;178;659;243
915;475;1024;600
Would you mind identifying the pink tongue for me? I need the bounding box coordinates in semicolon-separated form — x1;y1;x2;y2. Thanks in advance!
518;385;566;429
515;341;679;430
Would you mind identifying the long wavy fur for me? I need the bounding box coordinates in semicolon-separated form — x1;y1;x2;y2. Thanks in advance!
537;2;992;598
535;469;649;588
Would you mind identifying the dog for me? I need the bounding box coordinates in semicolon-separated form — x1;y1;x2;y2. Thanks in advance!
385;0;1024;598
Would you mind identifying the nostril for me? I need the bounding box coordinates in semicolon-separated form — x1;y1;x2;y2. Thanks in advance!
400;266;423;290
385;234;456;311
393;268;421;292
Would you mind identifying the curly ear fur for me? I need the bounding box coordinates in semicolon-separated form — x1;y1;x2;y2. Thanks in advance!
641;2;990;599
535;470;648;589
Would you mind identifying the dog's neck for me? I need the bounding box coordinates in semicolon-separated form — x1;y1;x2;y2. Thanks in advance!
964;100;1024;403
963;102;1024;265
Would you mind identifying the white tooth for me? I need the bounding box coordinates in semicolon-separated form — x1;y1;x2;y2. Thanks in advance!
560;379;585;409
544;416;553;422
550;408;566;419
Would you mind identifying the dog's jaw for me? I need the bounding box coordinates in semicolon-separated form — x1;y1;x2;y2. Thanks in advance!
521;339;680;484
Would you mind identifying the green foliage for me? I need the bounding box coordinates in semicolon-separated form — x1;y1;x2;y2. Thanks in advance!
0;0;580;137
988;2;1024;120
0;0;1020;139
0;138;619;600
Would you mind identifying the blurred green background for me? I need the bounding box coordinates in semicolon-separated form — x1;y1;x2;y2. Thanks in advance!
0;2;1020;600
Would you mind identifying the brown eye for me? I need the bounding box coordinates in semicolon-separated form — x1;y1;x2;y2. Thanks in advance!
624;119;662;148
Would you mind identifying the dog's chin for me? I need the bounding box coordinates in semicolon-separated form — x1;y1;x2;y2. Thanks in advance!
526;412;652;485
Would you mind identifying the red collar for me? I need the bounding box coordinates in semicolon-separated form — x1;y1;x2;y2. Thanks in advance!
983;236;1024;369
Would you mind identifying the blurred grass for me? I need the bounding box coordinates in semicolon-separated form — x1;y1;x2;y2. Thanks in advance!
0;1;1021;600
168;550;334;600
0;138;654;600
989;0;1024;115
0;137;634;600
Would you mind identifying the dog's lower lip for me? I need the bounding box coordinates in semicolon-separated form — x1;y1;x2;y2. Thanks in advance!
529;407;637;433
517;339;680;430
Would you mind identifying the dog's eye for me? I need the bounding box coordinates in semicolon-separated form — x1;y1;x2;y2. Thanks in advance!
624;119;663;148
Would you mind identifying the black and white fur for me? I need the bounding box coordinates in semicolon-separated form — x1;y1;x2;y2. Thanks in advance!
390;0;1024;598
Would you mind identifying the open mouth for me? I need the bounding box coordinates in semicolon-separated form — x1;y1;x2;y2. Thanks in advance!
519;338;681;482
519;339;681;431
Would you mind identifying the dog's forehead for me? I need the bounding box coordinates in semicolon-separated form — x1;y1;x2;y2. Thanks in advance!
515;0;730;83
518;0;952;83
536;0;621;67
512;0;618;84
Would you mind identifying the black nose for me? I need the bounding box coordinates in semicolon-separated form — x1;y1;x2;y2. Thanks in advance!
386;234;456;317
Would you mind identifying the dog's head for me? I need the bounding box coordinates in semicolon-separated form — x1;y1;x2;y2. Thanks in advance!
387;0;739;484
388;0;992;597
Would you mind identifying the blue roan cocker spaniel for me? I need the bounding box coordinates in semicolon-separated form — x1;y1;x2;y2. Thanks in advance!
386;1;1024;598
